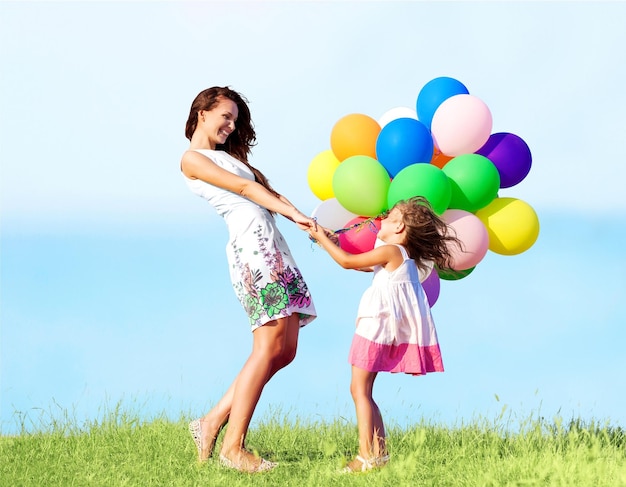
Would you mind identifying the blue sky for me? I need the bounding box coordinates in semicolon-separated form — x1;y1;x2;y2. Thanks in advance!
1;1;625;434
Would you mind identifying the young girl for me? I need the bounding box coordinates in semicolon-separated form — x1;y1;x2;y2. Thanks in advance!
307;196;461;472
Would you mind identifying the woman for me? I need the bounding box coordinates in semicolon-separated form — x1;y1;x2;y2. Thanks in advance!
181;87;317;472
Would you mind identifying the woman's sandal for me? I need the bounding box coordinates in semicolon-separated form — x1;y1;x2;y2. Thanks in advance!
219;453;278;473
188;419;205;461
189;418;225;462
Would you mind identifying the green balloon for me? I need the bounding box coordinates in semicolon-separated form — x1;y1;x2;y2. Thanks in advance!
387;163;451;215
332;155;391;217
442;154;500;212
436;266;475;281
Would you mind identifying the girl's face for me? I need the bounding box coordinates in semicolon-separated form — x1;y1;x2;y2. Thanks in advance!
200;97;238;148
377;207;403;242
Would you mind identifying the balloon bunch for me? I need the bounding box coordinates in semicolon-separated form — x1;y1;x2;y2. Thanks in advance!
307;76;540;306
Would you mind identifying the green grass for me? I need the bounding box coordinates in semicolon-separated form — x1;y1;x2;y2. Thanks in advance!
1;403;625;487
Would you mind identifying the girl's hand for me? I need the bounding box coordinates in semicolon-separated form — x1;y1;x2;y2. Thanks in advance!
326;230;340;246
308;225;339;246
306;222;325;239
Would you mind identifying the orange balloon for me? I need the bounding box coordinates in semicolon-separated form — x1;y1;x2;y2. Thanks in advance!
330;113;380;161
430;147;453;169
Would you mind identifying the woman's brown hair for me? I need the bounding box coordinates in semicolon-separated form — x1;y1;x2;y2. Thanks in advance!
185;87;278;197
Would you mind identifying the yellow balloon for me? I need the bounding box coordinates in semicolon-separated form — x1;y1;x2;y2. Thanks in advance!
307;150;341;200
475;197;540;255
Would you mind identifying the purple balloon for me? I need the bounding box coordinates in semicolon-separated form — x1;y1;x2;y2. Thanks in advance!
476;132;532;188
421;269;440;307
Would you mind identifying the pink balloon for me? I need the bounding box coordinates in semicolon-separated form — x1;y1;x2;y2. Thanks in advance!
421;269;440;307
337;216;381;254
442;209;489;270
431;94;493;157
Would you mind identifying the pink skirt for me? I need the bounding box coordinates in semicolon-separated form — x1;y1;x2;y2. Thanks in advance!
348;333;444;376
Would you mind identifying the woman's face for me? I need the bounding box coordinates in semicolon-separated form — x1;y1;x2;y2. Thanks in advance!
200;97;239;148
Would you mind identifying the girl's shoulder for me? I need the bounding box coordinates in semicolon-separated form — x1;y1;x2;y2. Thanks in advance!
391;243;410;260
372;243;405;273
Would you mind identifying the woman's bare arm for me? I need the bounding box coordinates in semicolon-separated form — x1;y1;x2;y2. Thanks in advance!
181;150;311;226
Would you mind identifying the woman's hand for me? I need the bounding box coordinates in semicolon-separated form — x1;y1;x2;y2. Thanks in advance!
289;209;318;231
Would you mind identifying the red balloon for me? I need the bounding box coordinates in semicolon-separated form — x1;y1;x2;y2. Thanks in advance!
337;216;381;254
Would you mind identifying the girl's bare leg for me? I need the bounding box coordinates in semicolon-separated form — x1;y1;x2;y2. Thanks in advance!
218;313;300;469
348;366;387;469
371;399;387;459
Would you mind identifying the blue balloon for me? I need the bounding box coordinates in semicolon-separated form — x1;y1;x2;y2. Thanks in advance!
416;77;469;129
375;118;433;178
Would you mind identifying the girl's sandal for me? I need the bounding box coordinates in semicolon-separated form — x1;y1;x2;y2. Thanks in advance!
342;455;375;473
375;454;390;467
342;454;390;473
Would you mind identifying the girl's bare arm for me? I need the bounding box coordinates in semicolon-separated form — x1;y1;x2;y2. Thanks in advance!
309;225;402;271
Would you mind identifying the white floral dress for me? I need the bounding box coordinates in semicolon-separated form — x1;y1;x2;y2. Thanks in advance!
183;149;316;330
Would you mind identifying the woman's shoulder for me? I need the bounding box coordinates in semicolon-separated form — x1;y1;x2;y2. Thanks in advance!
183;149;238;165
186;148;218;157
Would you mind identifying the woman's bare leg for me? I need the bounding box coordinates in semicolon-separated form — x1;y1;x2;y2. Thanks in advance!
196;381;234;461
197;315;300;460
218;314;300;469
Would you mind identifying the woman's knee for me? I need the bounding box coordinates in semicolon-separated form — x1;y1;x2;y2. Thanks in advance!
253;318;298;367
256;337;295;364
272;342;297;370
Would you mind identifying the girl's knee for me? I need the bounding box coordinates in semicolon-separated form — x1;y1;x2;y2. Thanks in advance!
350;382;367;400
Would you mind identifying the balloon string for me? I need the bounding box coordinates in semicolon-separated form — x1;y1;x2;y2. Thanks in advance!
331;215;380;235
308;213;384;245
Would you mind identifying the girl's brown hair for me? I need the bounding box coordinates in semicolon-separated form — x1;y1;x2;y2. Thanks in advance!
392;197;463;275
185;86;278;197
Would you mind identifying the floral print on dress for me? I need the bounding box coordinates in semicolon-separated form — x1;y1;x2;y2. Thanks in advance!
232;225;313;327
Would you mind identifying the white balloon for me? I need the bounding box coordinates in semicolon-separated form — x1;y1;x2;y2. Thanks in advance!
311;198;358;230
378;106;418;128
